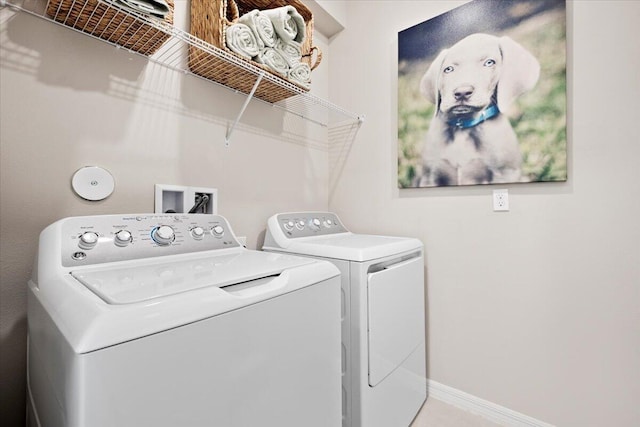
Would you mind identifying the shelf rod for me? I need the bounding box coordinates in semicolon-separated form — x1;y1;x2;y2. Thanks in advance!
225;72;265;147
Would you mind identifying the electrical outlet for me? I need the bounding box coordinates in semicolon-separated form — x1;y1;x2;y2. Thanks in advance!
493;189;509;212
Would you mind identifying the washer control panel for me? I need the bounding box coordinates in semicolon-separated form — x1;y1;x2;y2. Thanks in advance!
61;214;239;267
276;212;348;238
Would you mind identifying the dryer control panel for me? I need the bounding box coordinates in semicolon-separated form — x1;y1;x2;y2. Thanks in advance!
274;212;348;238
60;214;240;267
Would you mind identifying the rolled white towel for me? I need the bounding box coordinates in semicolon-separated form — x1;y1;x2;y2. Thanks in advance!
238;9;276;48
288;62;311;89
262;5;306;44
256;48;290;77
274;38;302;67
114;0;170;18
225;23;261;59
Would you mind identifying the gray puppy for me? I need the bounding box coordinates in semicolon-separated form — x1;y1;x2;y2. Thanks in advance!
414;33;540;186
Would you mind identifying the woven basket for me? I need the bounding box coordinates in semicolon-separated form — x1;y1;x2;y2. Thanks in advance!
46;0;174;56
189;0;322;103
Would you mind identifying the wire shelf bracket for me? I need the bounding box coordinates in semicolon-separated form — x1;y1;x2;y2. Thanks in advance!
225;72;264;147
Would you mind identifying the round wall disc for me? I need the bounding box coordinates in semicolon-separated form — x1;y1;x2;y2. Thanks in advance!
71;166;115;201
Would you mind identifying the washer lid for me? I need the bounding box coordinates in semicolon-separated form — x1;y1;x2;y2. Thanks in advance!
72;250;315;304
269;233;423;262
40;249;339;354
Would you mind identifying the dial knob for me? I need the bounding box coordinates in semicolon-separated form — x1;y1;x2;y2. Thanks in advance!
310;218;321;230
296;220;305;230
78;232;99;250
151;225;175;246
284;221;294;231
114;230;132;247
211;225;224;237
323;219;333;228
191;226;205;240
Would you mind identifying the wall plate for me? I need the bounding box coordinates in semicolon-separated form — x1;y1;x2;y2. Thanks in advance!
155;184;218;214
492;189;509;212
155;184;188;214
71;166;115;201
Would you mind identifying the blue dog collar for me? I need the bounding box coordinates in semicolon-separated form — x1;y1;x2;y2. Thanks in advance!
448;104;500;129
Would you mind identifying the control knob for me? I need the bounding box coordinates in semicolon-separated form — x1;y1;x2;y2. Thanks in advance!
283;221;294;231
151;225;175;246
323;219;334;228
114;230;132;247
78;232;99;250
296;220;305;230
191;226;205;240
310;218;321;231
211;225;224;237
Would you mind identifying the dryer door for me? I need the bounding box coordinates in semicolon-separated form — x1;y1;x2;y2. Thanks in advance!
367;254;424;386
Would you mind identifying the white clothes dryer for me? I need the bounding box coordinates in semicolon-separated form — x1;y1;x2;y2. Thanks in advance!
263;212;426;427
27;213;342;427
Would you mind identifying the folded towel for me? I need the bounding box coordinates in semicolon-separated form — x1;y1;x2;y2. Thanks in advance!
225;23;262;59
238;9;277;49
114;0;170;18
256;48;290;77
262;5;306;44
288;62;311;89
274;39;302;67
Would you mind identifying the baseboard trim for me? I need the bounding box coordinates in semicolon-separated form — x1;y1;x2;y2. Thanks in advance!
426;379;555;427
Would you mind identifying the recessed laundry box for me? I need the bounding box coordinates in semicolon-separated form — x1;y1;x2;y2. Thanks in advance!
27;214;342;427
263;212;427;427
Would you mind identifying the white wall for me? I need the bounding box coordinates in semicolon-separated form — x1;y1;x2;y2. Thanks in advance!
328;1;639;426
2;2;639;427
0;3;331;424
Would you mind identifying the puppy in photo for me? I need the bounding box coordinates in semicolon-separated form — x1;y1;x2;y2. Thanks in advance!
414;33;540;187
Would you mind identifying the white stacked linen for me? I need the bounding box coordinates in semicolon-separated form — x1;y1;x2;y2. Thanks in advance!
225;5;313;89
225;23;262;59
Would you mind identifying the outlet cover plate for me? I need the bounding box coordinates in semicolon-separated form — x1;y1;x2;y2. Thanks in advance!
493;189;509;212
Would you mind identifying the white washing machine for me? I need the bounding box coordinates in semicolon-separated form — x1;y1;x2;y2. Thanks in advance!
27;213;342;427
263;212;426;427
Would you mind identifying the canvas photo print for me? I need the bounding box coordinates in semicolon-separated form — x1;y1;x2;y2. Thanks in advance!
398;0;567;188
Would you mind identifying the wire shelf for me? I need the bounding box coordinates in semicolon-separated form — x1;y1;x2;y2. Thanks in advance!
2;0;363;129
